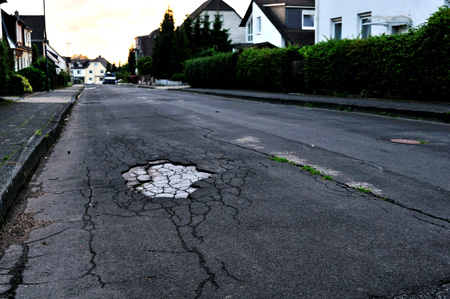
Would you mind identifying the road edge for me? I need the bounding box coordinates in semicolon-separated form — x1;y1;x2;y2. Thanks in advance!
0;88;84;223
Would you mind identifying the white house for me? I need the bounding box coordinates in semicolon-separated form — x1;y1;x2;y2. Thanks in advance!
315;0;450;43
240;0;315;48
187;0;246;46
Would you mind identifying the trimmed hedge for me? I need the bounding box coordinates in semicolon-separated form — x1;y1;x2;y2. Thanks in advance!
236;46;301;92
0;41;8;95
18;67;46;92
299;6;450;100
5;74;32;96
185;52;238;89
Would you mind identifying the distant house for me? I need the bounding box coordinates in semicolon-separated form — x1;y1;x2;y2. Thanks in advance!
135;29;159;60
240;0;315;48
71;59;89;84
71;56;109;85
1;10;33;71
186;0;246;47
315;0;450;43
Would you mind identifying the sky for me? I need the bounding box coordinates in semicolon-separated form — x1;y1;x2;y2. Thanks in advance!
1;0;250;65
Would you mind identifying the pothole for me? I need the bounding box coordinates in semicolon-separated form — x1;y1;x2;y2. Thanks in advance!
122;160;213;198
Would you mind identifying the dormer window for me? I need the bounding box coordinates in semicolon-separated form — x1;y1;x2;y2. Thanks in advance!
16;24;23;44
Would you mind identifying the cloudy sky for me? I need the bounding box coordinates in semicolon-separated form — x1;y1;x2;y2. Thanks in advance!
1;0;250;65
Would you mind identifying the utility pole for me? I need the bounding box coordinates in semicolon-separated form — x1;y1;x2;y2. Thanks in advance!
43;0;50;91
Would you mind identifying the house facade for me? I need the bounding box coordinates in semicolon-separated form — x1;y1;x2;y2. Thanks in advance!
1;10;33;71
315;0;450;43
187;0;246;46
135;29;159;60
71;56;109;85
240;0;315;48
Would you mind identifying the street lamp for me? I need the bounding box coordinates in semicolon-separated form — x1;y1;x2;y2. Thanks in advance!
43;0;50;91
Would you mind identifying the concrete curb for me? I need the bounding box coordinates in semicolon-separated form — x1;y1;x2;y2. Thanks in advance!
175;89;450;123
0;88;84;223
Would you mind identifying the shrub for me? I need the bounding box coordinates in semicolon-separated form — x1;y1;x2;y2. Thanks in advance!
185;52;238;88
18;67;46;91
5;74;32;95
236;46;301;92
171;73;186;82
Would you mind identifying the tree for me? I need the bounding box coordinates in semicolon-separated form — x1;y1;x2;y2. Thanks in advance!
137;56;152;76
127;47;136;75
152;8;176;78
32;44;40;64
211;13;232;53
71;54;89;60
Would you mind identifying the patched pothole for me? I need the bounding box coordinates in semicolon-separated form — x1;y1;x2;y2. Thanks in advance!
123;160;213;198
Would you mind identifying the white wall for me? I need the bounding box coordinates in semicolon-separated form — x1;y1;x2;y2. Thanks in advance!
317;0;448;42
0;7;3;40
246;3;285;47
200;10;246;44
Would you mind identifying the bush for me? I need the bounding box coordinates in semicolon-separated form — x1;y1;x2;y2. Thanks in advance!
170;73;186;82
236;46;301;92
5;74;32;95
299;6;450;100
184;52;238;88
18;67;46;91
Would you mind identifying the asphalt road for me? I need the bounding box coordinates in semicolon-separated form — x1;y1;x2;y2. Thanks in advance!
1;85;449;298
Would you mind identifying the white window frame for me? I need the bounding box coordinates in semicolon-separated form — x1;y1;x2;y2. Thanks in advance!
359;12;372;39
247;18;253;42
302;10;315;30
16;24;23;44
331;17;342;40
256;16;262;34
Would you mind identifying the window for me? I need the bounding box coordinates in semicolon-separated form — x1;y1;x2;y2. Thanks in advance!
256;17;262;34
100;70;104;74
16;25;23;44
391;25;407;35
247;18;253;42
359;12;372;39
95;63;98;66
89;77;93;81
100;78;103;81
332;17;342;40
286;8;302;29
89;70;93;74
77;70;80;75
302;10;315;30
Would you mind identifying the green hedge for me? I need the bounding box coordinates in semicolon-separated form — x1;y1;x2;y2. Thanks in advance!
5;74;32;96
236;46;301;92
185;52;238;88
18;67;46;91
299;6;450;100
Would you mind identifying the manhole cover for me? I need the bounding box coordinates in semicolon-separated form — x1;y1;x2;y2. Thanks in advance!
390;139;421;145
123;160;212;198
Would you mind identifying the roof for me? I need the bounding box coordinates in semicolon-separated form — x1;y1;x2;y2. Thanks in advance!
0;0;7;5
188;0;239;20
71;59;91;70
20;15;45;41
240;0;315;45
91;56;110;68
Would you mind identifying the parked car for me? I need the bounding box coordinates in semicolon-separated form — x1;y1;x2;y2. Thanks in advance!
103;72;116;85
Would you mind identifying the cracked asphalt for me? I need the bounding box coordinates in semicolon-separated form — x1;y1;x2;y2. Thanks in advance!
0;85;449;298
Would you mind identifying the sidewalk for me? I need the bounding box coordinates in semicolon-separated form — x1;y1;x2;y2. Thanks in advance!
0;85;84;222
173;88;450;123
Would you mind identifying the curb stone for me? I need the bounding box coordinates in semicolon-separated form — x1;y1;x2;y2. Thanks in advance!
0;88;84;223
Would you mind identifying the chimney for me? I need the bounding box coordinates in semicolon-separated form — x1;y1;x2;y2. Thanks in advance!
14;10;19;18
